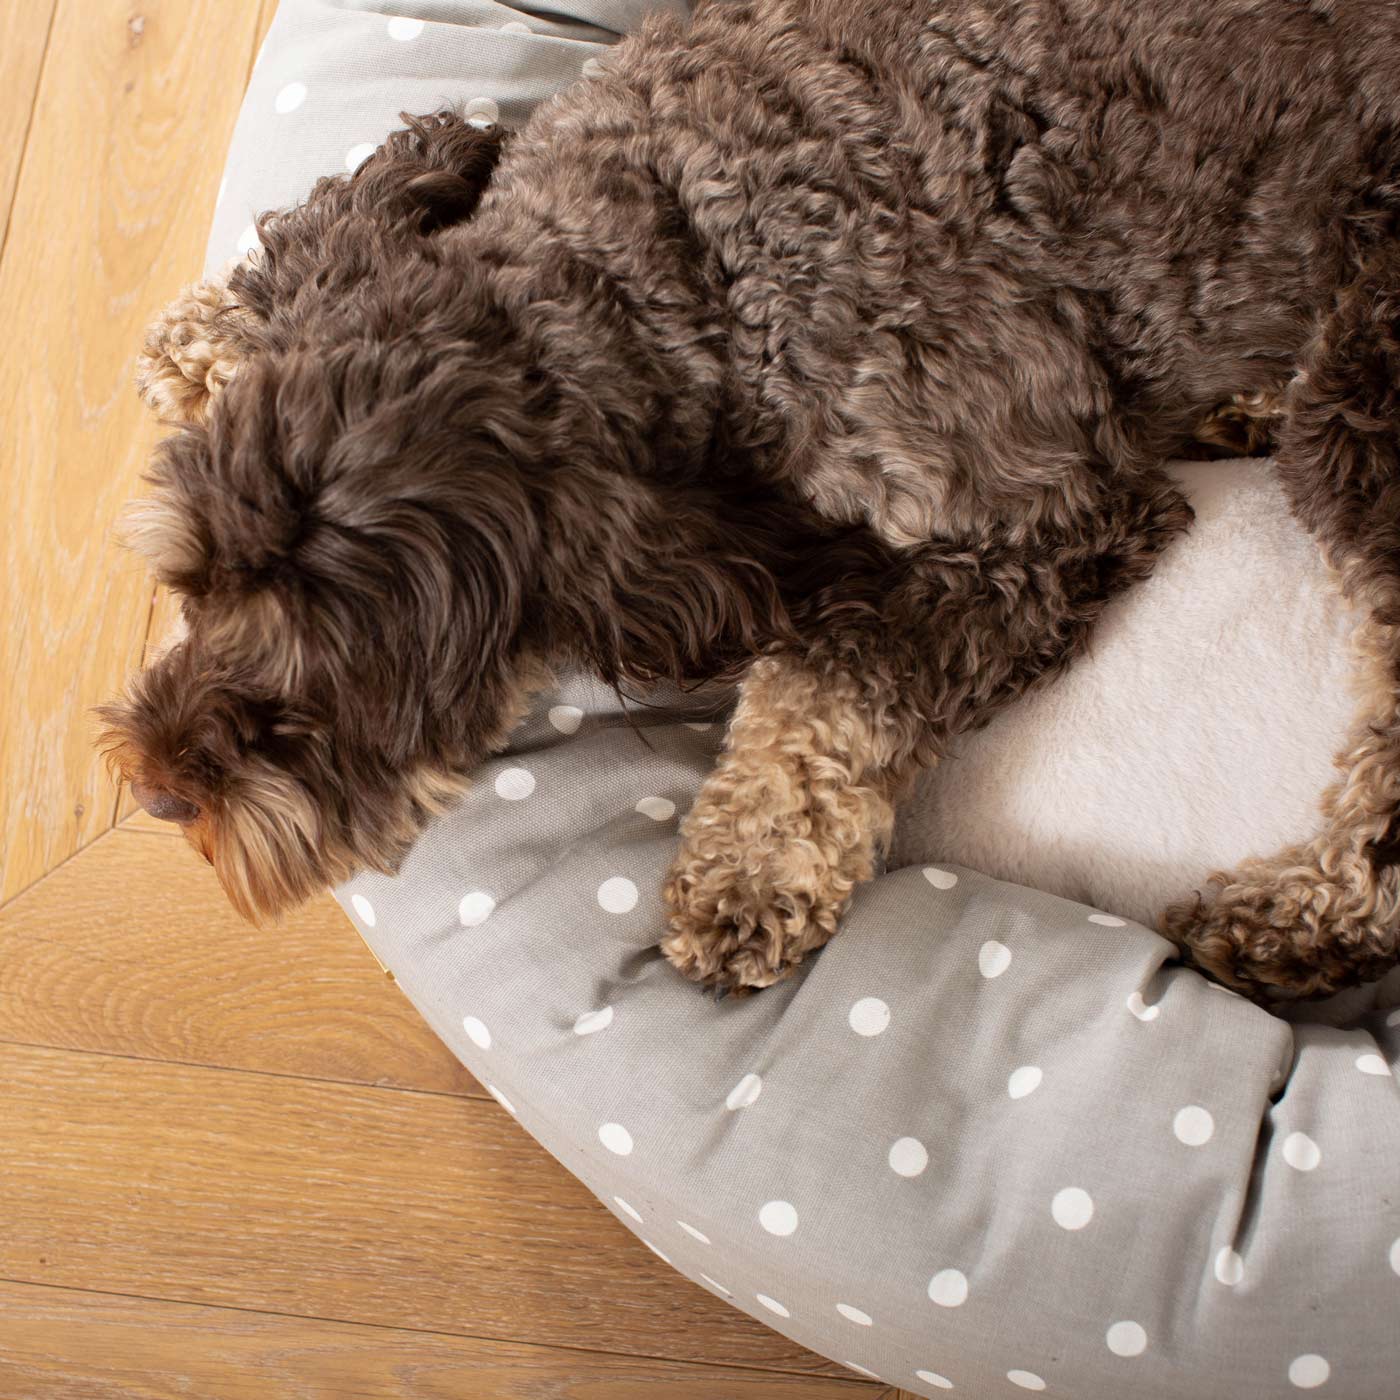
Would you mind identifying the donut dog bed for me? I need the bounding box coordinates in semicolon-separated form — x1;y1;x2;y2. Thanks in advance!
202;5;1400;1395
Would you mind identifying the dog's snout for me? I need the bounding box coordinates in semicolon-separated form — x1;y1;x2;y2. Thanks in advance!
131;779;200;825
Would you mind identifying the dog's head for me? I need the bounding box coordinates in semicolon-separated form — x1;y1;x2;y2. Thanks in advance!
103;333;546;919
102;108;824;919
102;110;543;918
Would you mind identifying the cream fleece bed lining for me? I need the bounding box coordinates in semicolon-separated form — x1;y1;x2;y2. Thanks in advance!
895;457;1364;933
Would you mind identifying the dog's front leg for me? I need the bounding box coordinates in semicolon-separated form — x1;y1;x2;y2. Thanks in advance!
661;654;906;991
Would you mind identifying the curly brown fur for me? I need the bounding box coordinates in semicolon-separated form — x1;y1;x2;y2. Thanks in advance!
133;111;507;428
662;656;903;988
1186;391;1285;461
135;263;253;425
1165;238;1400;998
105;1;1400;999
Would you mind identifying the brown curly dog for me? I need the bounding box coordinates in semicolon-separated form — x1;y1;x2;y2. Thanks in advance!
104;0;1400;1000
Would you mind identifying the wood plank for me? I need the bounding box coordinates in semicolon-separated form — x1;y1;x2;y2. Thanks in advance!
255;0;280;59
0;0;264;903
0;1281;881;1399
0;829;477;1096
0;0;58;255
0;1043;850;1378
117;0;278;826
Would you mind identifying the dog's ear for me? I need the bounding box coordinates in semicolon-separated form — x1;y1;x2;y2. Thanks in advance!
136;263;254;426
229;111;506;321
136;111;504;427
360;109;506;235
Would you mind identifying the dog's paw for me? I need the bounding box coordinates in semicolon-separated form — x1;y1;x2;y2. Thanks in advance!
660;846;849;993
659;772;887;992
1162;871;1399;1001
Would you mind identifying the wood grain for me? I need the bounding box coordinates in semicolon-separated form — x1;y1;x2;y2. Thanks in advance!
0;1042;850;1378
0;829;478;1096
0;1282;884;1400
113;0;275;827
0;0;263;904
0;4;883;1393
0;0;57;253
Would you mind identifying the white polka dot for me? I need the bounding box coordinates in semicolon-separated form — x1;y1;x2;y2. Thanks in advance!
1126;990;1160;1022
978;940;1012;978
642;1240;670;1264
614;1196;642;1222
236;223;261;257
1288;1354;1330;1389
598;1122;633;1155
462;1016;491;1050
582;56;608;78
678;1220;710;1244
1052;1186;1094;1230
889;1136;929;1177
1007;1370;1046;1392
915;1371;954;1390
1089;913;1126;927
597;876;639;913
836;1302;873;1326
636;796;676;821
683;721;712;732
1106;1321;1147;1357
486;1084;515;1115
1387;1008;1400;1028
922;866;958;889
573;1006;614;1036
849;996;890;1035
1283;1131;1322;1172
1214;1247;1244;1286
1389;1236;1400;1276
756;1293;790;1317
499;18;531;33
350;893;376;927
457;890;495;927
927;1269;968;1307
463;96;499;129
759;1200;798;1236
726;1073;763;1109
1356;1052;1390;1076
844;1363;879;1379
386;16;424;40
1173;1105;1215;1147
700;1273;731;1296
345;142;376;172
494;766;535;800
273;81;307;114
548;704;583;734
1008;1065;1042;1099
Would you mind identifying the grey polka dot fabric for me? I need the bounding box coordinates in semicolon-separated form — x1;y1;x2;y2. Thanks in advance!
337;674;1400;1399
207;0;690;278
215;6;1400;1394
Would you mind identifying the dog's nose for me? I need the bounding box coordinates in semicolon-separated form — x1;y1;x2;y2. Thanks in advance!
131;780;200;825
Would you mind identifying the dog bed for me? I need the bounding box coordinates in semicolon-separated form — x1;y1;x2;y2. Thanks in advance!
213;4;1400;1395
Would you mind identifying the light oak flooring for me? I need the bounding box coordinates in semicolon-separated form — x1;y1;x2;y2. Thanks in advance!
0;2;914;1395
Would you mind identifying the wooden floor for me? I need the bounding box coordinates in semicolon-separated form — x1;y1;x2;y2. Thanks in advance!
0;3;911;1396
